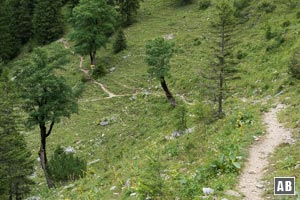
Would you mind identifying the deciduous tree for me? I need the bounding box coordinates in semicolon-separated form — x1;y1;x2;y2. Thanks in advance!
145;37;177;107
70;0;118;67
16;47;80;188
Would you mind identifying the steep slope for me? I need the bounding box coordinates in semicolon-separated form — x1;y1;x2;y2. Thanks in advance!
12;0;300;199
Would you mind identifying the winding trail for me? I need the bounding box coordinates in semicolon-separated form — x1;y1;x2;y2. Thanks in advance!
238;104;294;200
59;38;193;103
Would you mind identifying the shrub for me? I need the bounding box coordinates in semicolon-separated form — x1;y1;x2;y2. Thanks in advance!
174;104;187;133
289;48;300;79
198;0;211;10
258;1;276;13
137;153;164;199
233;0;249;10
179;0;193;6
282;20;291;27
113;29;127;53
47;146;87;182
296;11;300;19
92;64;107;78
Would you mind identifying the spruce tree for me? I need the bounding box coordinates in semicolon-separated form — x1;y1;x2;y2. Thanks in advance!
15;47;80;188
113;29;127;53
33;0;64;45
7;0;34;44
145;37;177;107
0;1;20;61
116;0;142;26
202;0;236;117
70;0;117;67
0;69;34;200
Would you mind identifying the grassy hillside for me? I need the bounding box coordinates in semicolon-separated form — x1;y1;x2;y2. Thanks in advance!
10;0;300;199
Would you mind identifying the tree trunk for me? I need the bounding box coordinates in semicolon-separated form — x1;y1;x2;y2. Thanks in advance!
39;123;54;188
218;20;225;117
218;69;223;116
89;51;96;67
160;77;176;107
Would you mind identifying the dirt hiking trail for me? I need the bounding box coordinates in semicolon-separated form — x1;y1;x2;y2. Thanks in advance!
238;104;294;200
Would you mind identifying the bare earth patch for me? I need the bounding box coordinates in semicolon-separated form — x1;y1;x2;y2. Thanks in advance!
238;104;294;200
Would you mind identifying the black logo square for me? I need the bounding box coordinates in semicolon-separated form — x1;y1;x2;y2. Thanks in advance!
274;177;295;195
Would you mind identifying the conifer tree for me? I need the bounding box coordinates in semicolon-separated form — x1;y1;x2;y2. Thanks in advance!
7;0;34;44
0;69;34;200
113;29;127;53
0;1;20;61
33;0;64;45
70;0;117;67
116;0;142;26
203;0;236;117
15;47;80;188
145;37;177;107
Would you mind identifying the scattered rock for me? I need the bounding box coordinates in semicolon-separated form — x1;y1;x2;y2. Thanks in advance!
100;121;109;126
63;184;75;190
123;54;131;59
130;192;137;197
110;186;117;191
248;170;256;174
109;67;116;72
203;187;214;195
164;33;174;40
87;159;100;165
185;127;195;134
64;146;75;154
113;193;120;196
124;178;131;187
256;184;264;189
295;164;300;169
172;130;182;138
129;95;137;101
224;190;241;197
25;197;41;200
253;136;260;141
221;198;228;200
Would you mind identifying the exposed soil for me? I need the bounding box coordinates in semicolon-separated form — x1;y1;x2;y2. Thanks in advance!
238;104;294;200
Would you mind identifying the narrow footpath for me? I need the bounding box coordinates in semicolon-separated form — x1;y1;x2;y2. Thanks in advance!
238;104;294;199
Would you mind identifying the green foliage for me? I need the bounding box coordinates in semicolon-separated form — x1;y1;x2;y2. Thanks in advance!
116;0;143;26
113;29;127;53
0;1;20;61
265;25;275;40
47;146;87;182
145;37;174;79
137;153;164;199
233;0;249;17
70;0;118;65
174;104;187;132
198;0;211;10
257;1;276;13
8;0;33;44
15;46;80;128
281;20;291;27
0;70;34;199
33;0;64;44
289;48;300;79
178;0;193;6
92;64;108;78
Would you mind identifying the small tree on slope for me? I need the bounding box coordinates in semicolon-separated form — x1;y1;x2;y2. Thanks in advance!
70;0;118;68
16;47;80;188
145;37;177;107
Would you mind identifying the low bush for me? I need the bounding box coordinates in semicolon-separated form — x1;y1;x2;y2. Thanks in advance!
47;146;87;182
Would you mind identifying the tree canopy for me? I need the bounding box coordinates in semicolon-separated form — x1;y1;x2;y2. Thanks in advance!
70;0;118;66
